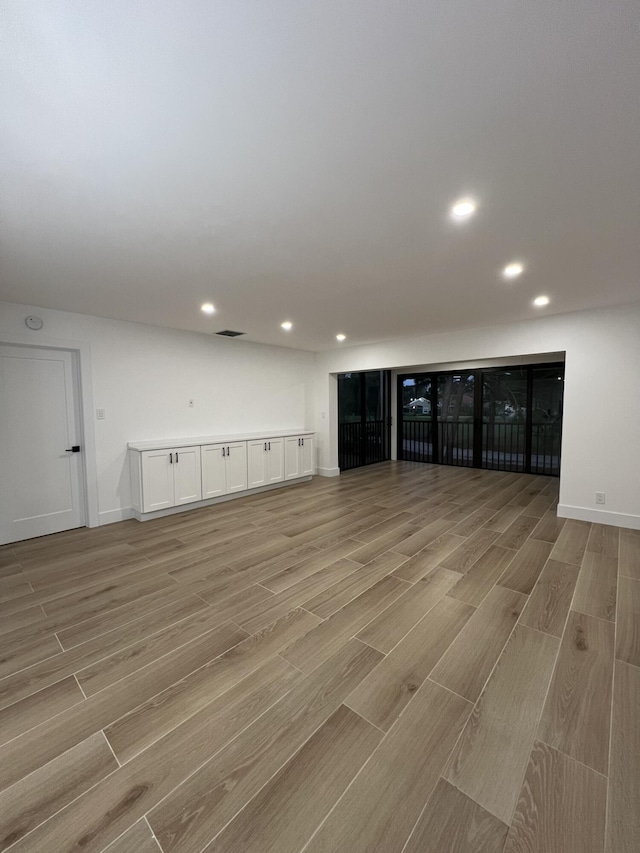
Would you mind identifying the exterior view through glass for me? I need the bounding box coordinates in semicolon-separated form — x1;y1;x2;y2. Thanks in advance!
338;371;391;471
399;363;564;476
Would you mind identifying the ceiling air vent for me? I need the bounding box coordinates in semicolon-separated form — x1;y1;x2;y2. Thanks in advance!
215;330;246;337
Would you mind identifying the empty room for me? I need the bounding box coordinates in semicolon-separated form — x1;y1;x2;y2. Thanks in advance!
1;2;639;852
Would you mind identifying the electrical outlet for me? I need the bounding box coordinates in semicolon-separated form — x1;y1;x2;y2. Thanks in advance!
595;492;606;505
188;399;195;408
96;409;105;420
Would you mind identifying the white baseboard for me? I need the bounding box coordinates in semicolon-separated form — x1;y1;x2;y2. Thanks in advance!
98;507;134;525
557;504;640;531
131;477;313;522
317;467;340;477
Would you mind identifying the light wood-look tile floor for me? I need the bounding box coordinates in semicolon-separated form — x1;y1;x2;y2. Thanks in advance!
0;462;638;853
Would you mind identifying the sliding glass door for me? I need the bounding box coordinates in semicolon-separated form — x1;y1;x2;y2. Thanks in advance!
338;371;391;471
530;366;564;476
400;372;475;467
398;363;564;476
482;368;528;472
437;373;475;467
399;375;434;462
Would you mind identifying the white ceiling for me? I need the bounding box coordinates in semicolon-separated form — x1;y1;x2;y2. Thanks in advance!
1;1;639;351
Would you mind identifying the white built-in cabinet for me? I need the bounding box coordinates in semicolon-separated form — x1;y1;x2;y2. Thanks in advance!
247;438;284;488
129;431;313;520
201;442;248;499
140;446;202;513
284;434;315;480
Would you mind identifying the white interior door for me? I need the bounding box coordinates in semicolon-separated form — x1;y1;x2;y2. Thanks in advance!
0;345;86;545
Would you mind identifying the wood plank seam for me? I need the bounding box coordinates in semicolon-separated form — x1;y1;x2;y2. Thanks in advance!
603;548;621;849
73;674;88;700
101;730;122;768
142;816;163;852
501;605;579;827
153;678;365;849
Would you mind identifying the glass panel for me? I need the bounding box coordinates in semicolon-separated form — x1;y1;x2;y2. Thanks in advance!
364;372;383;421
401;375;433;462
398;364;563;477
338;372;390;471
338;373;362;471
531;366;563;475
437;374;475;467
364;371;385;463
482;369;528;472
338;373;361;424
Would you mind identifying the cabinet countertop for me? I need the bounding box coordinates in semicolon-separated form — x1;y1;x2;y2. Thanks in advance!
128;429;315;452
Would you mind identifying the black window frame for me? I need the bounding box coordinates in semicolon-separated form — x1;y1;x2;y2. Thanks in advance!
338;370;391;471
397;362;564;476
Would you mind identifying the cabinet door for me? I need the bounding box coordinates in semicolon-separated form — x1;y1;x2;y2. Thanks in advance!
247;440;268;488
173;446;202;505
201;444;226;499
284;436;302;480
141;449;174;513
267;438;284;484
300;435;315;476
225;442;248;494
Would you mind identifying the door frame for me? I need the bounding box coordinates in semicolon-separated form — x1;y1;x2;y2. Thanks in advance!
0;333;100;530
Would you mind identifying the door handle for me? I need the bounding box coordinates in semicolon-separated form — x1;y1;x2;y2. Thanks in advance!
222;446;225;457
268;441;271;450
298;438;300;446
65;445;81;452
302;438;304;446
169;453;173;464
175;452;179;463
264;442;267;451
227;446;230;455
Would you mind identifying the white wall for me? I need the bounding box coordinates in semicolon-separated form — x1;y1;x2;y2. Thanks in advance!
3;298;639;531
0;300;316;524
314;302;640;529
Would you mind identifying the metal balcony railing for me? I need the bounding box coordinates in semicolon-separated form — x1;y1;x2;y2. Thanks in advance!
399;419;560;475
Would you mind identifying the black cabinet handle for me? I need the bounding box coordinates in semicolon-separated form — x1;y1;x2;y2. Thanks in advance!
175;452;179;463
264;442;267;451
169;452;173;464
298;438;300;446
65;445;81;452
227;446;230;455
268;441;271;450
302;438;304;446
222;446;225;457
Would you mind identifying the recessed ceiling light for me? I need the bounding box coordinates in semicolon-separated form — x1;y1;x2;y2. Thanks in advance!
502;262;525;279
201;303;215;314
533;295;550;307
450;197;477;221
280;321;293;331
336;334;346;342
